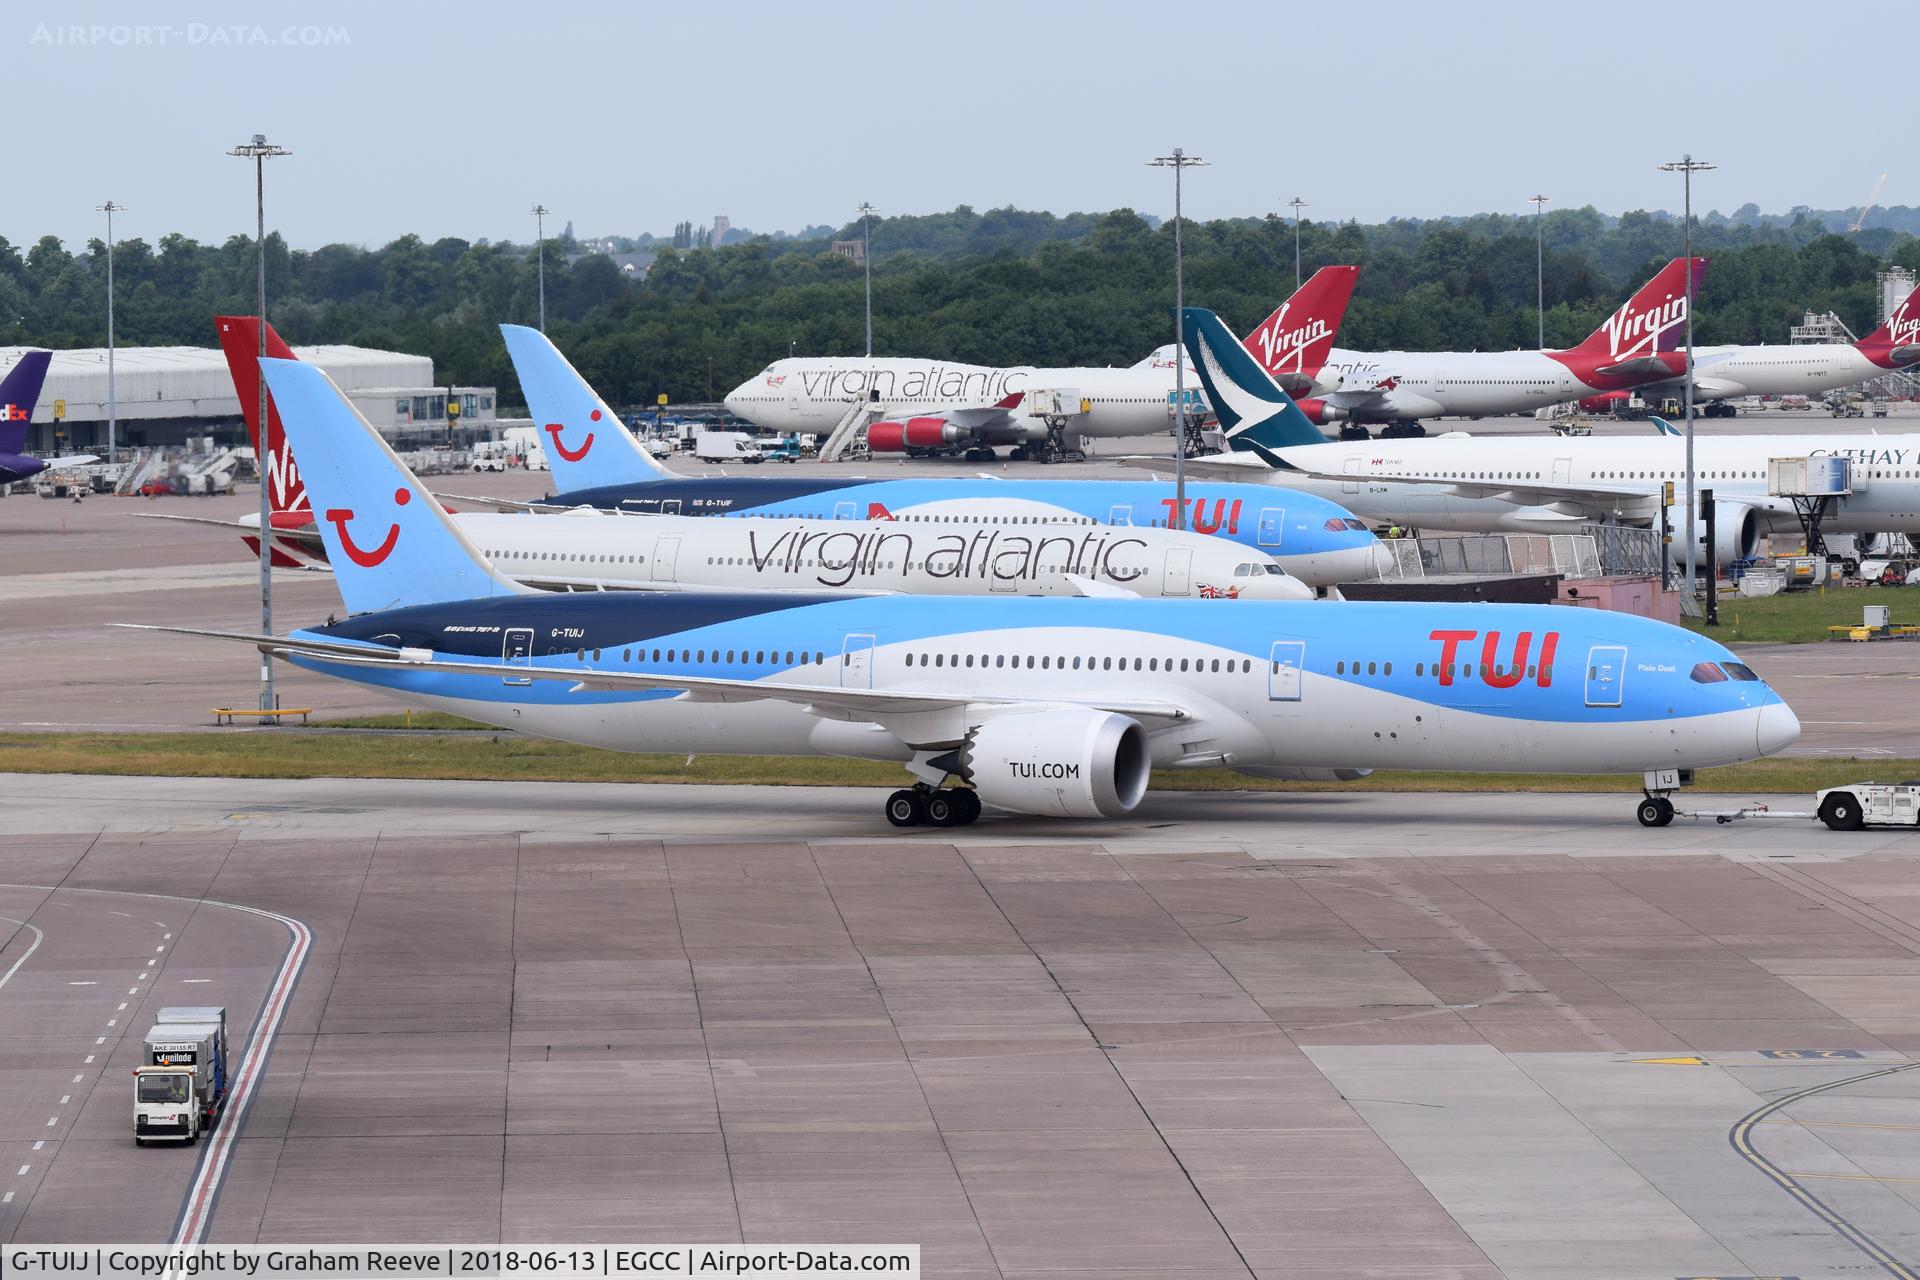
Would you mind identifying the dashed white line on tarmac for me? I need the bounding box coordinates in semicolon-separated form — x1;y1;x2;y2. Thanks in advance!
16;1166;27;1177
33;1142;44;1151
94;1038;104;1045
43;1118;55;1128
68;981;95;986
58;1096;68;1105
69;1075;80;1084
83;1056;93;1064
181;979;208;984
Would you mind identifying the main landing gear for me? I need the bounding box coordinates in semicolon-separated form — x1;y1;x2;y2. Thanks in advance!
885;786;982;828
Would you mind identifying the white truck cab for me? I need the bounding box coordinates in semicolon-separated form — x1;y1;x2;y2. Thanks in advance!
134;1006;228;1146
1816;782;1920;831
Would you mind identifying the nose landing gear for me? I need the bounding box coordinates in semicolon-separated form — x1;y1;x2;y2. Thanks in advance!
1636;767;1693;827
885;786;982;828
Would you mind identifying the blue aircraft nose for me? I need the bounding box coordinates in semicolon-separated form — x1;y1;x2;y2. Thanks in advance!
1756;701;1800;757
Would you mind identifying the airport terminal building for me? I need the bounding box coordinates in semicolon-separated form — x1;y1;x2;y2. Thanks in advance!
0;343;498;454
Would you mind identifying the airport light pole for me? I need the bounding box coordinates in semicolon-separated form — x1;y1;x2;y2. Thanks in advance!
1529;194;1548;350
531;204;549;332
1286;196;1307;290
1150;149;1206;529
230;133;289;714
98;200;124;465
857;202;878;358
1658;155;1714;611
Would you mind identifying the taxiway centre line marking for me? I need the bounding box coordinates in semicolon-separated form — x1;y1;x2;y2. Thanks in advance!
1730;1059;1920;1280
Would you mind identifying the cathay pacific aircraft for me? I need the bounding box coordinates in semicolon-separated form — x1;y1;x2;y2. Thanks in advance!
128;358;1799;829
1169;306;1920;568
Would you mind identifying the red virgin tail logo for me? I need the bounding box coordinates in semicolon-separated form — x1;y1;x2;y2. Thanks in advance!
867;502;895;520
325;487;410;567
1245;266;1356;376
545;409;600;463
1889;290;1920;349
1250;302;1331;375
1578;258;1704;360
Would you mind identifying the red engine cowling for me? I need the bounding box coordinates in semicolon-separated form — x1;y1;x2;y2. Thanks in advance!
1291;397;1348;425
1578;391;1631;414
868;417;957;452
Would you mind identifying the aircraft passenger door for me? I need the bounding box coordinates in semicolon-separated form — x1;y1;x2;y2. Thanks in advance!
834;500;858;521
1268;641;1305;701
1108;504;1132;526
660;499;682;515
1552;458;1572;485
1164;549;1193;596
651;537;679;583
502;627;534;686
1342;458;1362;495
1584;644;1626;707
840;633;876;688
1257;507;1285;547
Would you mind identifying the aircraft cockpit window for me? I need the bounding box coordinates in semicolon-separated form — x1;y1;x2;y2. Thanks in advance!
1343;519;1368;531
1723;662;1761;682
1323;517;1348;532
1689;662;1729;684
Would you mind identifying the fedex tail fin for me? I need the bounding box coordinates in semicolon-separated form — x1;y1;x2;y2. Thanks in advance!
1856;283;1920;369
1178;307;1329;467
500;325;669;490
1244;265;1359;385
0;351;53;456
1563;257;1706;365
216;316;308;513
256;358;528;616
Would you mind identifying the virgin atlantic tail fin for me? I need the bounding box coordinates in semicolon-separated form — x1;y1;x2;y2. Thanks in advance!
1561;258;1706;372
1856;284;1920;369
216;316;308;513
1244;265;1358;390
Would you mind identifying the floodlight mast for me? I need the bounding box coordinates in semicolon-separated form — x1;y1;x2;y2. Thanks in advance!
1149;149;1208;530
228;133;290;714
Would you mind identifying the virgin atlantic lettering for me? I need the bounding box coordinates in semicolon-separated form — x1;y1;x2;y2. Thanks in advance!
1428;629;1559;688
797;364;1032;405
1251;303;1331;376
745;525;1149;589
1599;292;1687;361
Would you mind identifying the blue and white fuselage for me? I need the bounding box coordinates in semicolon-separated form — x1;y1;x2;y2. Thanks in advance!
291;592;1795;780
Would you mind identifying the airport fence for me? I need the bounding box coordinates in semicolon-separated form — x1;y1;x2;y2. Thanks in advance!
1379;528;1663;581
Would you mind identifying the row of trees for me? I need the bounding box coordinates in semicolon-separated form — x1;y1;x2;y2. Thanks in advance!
0;204;1914;410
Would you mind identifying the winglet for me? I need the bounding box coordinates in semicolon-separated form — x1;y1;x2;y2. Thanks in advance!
499;325;670;490
257;358;529;615
1178;308;1327;468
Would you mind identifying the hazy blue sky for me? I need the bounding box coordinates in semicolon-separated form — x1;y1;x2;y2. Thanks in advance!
13;0;1903;250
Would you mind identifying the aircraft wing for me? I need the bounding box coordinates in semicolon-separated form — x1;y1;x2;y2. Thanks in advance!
39;454;100;470
119;626;1193;726
1272;456;1662;513
915;390;1026;430
429;491;553;513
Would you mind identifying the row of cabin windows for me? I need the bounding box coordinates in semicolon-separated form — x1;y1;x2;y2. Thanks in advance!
489;549;645;564
1333;659;1555;681
905;652;1256;674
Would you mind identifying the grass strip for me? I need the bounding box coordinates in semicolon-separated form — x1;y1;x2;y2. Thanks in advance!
0;731;1904;795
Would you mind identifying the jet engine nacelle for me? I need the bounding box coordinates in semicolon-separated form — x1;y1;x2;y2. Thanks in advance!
962;710;1150;819
868;417;960;452
1291;397;1349;425
1668;498;1761;570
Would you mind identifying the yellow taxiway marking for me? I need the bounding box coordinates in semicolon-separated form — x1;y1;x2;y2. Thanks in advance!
1786;1171;1920;1185
1632;1055;1709;1066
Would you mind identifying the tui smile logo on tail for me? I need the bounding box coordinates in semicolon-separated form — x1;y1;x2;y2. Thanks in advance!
544;409;600;462
325;487;410;567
